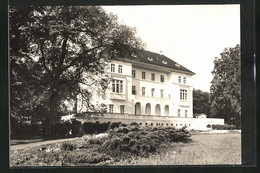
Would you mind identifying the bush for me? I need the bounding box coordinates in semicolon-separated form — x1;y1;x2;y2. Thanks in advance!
51;121;72;138
10;121;42;139
109;122;120;129
99;125;191;157
62;151;111;165
207;124;211;128
211;124;236;130
130;122;139;126
120;123;127;127
83;122;109;134
71;119;82;136
61;141;76;151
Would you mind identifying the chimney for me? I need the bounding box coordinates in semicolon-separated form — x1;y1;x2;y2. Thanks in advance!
159;50;163;55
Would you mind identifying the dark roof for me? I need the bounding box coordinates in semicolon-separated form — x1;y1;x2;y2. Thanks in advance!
132;49;195;75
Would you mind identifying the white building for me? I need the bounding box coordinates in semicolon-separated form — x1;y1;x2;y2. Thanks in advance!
77;49;224;129
103;49;195;117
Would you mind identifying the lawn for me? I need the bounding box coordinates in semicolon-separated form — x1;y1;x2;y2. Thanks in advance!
10;128;241;167
116;132;241;165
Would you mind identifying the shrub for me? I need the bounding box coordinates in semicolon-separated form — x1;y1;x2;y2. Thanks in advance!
62;151;111;165
61;141;76;151
207;124;211;128
120;123;127;127
109;122;120;129
71;119;82;136
99;125;191;157
83;122;109;134
130;122;139;126
51;121;72;138
211;124;236;130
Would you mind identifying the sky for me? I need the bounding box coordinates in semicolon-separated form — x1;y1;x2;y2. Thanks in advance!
103;5;240;92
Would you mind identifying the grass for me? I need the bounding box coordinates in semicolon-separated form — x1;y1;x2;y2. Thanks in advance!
115;132;241;165
10;131;241;166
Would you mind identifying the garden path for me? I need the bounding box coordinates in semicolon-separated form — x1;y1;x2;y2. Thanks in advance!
10;137;79;151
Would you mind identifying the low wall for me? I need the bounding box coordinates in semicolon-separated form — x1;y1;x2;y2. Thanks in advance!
85;113;224;131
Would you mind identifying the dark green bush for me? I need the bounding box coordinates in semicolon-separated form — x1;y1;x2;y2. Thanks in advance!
130;122;139;126
207;124;211;128
61;141;76;151
62;151;111;165
98;125;191;157
71;119;82;136
51;121;72;138
109;122;120;129
211;124;236;130
120;123;127;127
82;122;109;134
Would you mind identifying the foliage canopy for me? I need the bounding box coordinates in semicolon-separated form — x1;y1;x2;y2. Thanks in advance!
10;6;144;135
210;44;241;127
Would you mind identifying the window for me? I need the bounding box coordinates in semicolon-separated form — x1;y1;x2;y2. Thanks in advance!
185;110;188;117
112;79;123;93
151;88;155;97
178;76;181;83
168;94;171;99
118;65;122;73
132;70;136;78
160;89;164;98
180;89;188;100
183;77;186;84
111;64;115;72
142;72;146;79
120;105;125;114
109;104;114;113
178;109;181;117
132;85;136;95
142;87;145;96
160;75;164;82
151;73;155;81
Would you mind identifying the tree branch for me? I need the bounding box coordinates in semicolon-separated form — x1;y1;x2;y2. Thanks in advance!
39;41;54;78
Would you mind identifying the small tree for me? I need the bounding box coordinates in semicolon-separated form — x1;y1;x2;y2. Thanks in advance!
210;44;241;128
193;89;210;116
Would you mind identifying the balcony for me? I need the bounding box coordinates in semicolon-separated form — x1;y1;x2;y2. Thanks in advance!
179;100;190;106
110;93;126;100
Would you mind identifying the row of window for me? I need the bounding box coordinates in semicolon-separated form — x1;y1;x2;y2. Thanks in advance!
132;86;188;101
111;64;122;73
110;64;187;85
132;70;165;83
108;104;188;117
109;104;125;114
139;122;191;127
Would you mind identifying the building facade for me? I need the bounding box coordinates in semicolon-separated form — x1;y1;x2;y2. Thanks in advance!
101;49;195;118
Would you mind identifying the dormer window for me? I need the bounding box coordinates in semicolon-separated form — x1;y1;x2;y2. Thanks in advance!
162;60;167;64
148;57;153;61
175;63;180;67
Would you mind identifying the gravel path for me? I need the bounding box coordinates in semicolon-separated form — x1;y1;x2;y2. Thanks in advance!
10;137;79;151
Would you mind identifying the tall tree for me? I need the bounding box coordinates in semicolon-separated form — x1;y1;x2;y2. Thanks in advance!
10;6;144;136
210;44;241;127
193;89;210;116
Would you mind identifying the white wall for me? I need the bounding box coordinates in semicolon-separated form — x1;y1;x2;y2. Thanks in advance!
79;59;194;118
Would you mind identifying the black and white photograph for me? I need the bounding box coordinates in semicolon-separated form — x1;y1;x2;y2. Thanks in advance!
9;5;242;166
